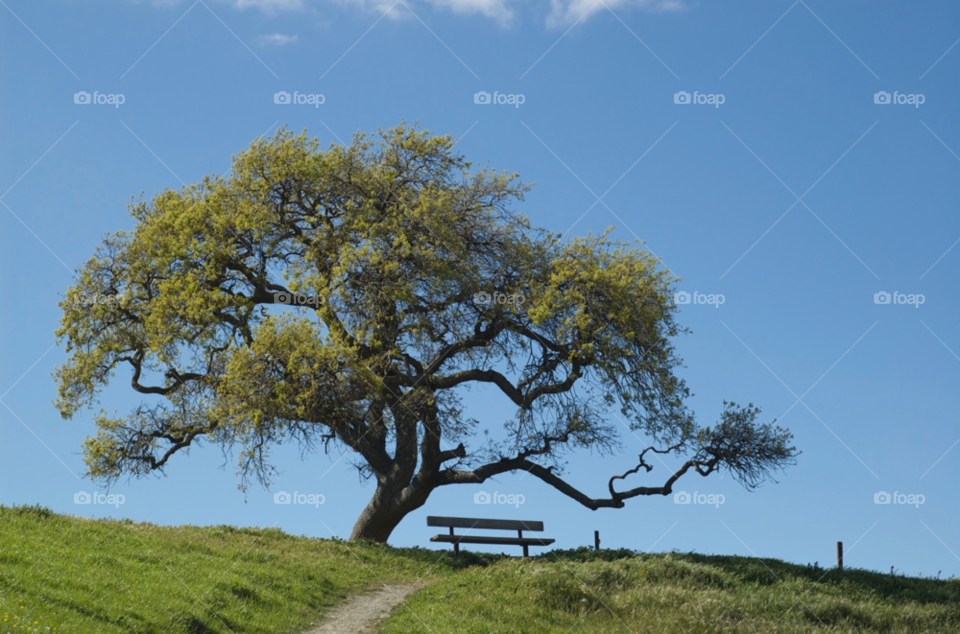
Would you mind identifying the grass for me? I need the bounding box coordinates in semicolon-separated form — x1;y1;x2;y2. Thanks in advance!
382;548;960;633
1;506;958;634
0;505;483;634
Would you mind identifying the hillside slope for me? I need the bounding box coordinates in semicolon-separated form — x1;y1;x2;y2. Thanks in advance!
0;505;462;634
383;549;960;633
1;506;958;633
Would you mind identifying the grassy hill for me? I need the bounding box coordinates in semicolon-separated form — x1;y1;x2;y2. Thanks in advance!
1;505;958;633
385;550;960;633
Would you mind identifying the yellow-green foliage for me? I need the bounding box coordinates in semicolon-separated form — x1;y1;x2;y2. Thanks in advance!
54;123;697;491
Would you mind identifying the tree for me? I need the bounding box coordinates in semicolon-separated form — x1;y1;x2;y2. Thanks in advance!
56;124;797;542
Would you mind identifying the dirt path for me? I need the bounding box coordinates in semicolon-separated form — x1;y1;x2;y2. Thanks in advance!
306;583;424;634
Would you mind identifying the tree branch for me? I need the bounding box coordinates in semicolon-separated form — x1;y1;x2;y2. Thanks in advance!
427;368;524;406
438;451;718;510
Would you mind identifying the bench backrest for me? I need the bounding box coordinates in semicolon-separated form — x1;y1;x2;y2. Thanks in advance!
427;516;545;532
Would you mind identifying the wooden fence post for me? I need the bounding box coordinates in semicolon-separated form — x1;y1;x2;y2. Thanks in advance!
837;541;843;571
594;530;600;551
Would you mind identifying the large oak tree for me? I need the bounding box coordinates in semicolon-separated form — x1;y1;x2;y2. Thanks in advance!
56;124;797;542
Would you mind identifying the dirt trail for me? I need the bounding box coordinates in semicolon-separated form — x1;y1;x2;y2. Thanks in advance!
306;583;424;634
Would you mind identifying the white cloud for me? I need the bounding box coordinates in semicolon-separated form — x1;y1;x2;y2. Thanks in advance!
138;0;685;28
336;0;683;27
546;0;683;29
333;0;407;21
257;33;300;46
232;0;304;12
424;0;515;26
138;0;305;11
335;0;514;25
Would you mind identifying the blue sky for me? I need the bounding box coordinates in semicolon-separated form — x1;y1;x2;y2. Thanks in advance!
2;0;960;580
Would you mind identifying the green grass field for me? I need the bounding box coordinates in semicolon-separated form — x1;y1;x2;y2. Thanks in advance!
0;505;474;634
385;549;960;633
2;505;958;633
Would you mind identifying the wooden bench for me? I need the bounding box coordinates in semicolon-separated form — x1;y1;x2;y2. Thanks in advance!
428;516;555;558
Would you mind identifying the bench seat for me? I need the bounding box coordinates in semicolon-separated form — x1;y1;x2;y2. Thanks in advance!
427;515;555;557
430;535;556;547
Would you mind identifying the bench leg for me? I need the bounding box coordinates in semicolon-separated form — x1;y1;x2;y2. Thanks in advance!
523;544;529;558
453;542;459;557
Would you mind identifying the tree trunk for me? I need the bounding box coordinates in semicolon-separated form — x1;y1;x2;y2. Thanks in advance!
349;483;422;542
